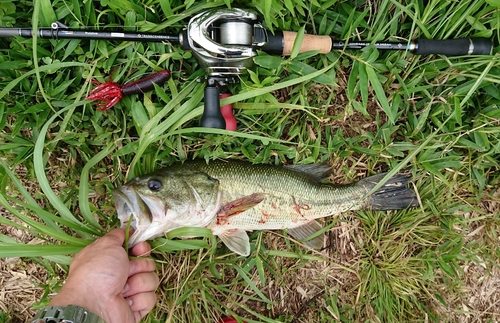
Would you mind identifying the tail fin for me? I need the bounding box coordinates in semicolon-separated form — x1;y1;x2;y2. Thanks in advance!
357;172;419;210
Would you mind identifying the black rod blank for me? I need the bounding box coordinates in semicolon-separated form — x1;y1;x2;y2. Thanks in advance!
0;24;180;43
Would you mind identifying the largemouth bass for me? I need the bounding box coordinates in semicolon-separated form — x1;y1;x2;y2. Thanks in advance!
113;160;418;256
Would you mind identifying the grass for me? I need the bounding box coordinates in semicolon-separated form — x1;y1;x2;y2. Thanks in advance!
0;0;499;322
0;311;10;323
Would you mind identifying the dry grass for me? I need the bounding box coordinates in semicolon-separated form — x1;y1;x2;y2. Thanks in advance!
437;187;500;323
0;218;46;323
0;163;63;323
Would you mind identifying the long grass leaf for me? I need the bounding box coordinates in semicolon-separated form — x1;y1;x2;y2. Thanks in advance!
38;0;57;26
0;213;24;229
165;126;290;144
290;26;305;60
0;62;89;102
0;243;84;258
459;58;495;105
0;194;88;246
78;143;114;231
141;80;198;135
364;113;456;197
33;104;88;227
232;265;272;304
0;160;42;210
222;62;337;105
6;196;97;234
366;65;396;124
128;82;201;174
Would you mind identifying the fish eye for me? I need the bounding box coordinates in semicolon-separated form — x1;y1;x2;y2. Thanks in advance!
147;179;163;191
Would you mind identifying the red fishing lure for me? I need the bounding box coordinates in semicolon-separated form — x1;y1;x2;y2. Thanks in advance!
86;70;171;111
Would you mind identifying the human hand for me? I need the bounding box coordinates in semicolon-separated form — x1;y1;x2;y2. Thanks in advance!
49;228;159;323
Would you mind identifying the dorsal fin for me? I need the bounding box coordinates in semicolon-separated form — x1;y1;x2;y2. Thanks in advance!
284;163;332;182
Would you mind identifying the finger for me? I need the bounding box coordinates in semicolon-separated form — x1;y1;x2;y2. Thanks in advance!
130;241;151;257
123;272;159;298
127;291;157;319
129;258;156;276
101;228;126;246
133;307;153;323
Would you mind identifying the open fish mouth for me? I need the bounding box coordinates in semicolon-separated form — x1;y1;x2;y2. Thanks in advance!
116;198;137;229
113;186;158;246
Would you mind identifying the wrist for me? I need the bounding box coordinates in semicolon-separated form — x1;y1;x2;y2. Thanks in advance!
32;305;104;323
49;283;106;321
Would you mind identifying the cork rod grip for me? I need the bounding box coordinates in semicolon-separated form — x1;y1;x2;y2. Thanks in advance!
282;31;332;55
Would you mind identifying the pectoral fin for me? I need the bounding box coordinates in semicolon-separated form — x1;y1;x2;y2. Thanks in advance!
217;193;266;218
218;229;251;256
287;220;324;250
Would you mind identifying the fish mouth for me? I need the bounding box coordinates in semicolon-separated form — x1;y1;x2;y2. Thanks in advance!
113;186;154;245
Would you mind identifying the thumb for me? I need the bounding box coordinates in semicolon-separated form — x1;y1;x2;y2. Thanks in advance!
100;228;127;246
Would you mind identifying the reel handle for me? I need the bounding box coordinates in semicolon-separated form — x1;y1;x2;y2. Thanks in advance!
263;31;332;55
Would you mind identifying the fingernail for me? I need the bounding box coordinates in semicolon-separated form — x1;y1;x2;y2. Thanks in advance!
122;284;129;294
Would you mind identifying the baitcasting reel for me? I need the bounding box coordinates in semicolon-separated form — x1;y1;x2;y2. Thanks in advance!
182;8;277;129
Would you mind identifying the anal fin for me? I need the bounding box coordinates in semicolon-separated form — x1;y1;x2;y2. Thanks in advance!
287;220;324;250
218;229;251;256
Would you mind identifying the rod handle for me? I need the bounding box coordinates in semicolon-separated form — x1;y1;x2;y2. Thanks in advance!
200;82;226;129
414;38;493;56
281;31;332;55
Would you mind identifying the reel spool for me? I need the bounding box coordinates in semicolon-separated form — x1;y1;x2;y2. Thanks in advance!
219;20;254;46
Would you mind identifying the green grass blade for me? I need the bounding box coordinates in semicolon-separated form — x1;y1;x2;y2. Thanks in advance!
232;264;273;304
0;243;84;258
366;64;396;124
33;104;87;227
0;195;88;246
0;62;89;102
290;26;305;60
78;143;114;231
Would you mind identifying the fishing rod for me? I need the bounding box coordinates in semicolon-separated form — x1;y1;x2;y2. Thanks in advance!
0;8;494;129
